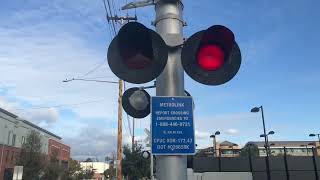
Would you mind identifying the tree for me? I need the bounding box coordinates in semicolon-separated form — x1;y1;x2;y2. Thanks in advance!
62;159;94;180
104;153;116;179
17;130;45;179
240;144;260;157
122;144;150;180
41;151;64;180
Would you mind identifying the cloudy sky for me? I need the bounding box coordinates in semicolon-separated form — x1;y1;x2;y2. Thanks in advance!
1;0;320;160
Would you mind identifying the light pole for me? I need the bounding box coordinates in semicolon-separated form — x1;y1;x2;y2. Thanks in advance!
309;133;320;145
251;106;271;155
260;130;275;156
210;131;220;157
251;106;272;180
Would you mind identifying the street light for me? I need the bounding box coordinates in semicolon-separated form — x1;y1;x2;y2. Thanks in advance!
259;131;275;155
251;106;272;155
251;105;271;180
268;131;275;135
210;131;220;157
309;133;320;146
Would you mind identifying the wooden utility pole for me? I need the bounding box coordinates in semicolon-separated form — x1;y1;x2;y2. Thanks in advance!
116;79;123;180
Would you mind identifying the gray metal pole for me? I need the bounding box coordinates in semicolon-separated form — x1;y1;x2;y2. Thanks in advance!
155;0;187;180
261;106;271;180
150;154;154;180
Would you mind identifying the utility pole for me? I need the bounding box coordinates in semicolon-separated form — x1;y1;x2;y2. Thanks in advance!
116;79;123;180
155;1;186;180
107;15;137;180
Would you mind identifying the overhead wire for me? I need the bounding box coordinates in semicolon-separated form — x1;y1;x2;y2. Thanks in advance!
14;99;108;111
106;0;117;35
124;82;132;136
77;60;106;79
102;0;115;41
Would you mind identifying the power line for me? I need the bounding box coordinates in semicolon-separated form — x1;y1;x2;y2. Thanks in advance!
63;78;118;84
124;82;132;136
83;76;115;79
14;99;108;111
105;0;117;35
77;60;106;79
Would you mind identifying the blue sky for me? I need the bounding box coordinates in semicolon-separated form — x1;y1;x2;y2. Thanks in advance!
1;0;320;160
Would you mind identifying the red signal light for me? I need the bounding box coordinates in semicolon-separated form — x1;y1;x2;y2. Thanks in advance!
197;44;225;71
124;54;152;69
181;25;241;85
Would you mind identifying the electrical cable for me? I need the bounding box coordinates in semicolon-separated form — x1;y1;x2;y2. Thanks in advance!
106;0;117;35
123;82;132;136
14;99;108;111
77;60;106;79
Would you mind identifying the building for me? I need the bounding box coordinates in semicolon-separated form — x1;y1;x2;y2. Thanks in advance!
196;141;241;157
245;141;320;156
80;161;109;180
0;107;70;179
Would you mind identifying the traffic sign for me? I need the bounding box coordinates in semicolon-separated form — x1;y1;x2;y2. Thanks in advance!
151;96;195;155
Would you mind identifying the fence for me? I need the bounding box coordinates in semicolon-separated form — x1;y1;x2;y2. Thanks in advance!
188;147;320;180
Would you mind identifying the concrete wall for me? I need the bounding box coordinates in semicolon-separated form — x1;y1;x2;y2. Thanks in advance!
187;169;253;180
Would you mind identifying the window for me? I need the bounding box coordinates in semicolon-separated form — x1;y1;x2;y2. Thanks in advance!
7;131;12;145
5;150;9;162
11;151;14;163
21;136;25;145
12;134;16;146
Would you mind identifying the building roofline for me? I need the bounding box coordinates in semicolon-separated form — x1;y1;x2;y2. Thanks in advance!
0;107;62;140
20;119;62;140
0;107;18;118
245;141;316;147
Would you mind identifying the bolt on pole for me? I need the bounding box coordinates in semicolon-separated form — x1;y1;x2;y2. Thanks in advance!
155;0;187;180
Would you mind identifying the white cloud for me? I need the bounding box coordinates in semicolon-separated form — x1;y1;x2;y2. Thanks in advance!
0;97;59;127
0;20;118;120
225;128;239;135
21;108;59;124
0;1;122;159
195;130;210;140
64;125;117;160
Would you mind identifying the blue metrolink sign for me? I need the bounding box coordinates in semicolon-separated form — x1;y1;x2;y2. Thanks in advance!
151;96;195;155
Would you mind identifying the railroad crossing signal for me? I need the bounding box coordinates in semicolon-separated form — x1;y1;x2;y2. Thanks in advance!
108;22;168;84
181;25;241;85
107;23;241;86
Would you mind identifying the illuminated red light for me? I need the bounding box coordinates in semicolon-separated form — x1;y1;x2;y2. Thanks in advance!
197;44;225;71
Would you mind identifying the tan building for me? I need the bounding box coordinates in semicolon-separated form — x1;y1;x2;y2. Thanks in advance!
196;141;241;157
245;141;320;156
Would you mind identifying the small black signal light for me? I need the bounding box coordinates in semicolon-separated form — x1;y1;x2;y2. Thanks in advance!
122;87;151;118
108;22;168;84
181;25;241;86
